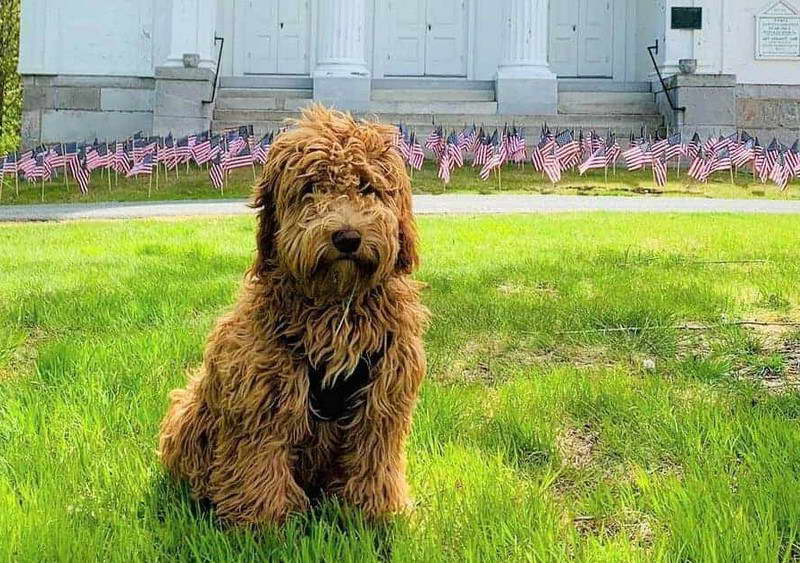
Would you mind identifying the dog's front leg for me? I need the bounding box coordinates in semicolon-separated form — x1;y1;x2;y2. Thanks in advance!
210;437;310;526
334;343;425;519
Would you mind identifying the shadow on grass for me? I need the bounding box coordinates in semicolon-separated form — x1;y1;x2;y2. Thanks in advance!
144;472;399;561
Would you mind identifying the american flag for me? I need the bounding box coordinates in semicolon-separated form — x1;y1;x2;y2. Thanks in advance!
226;130;246;156
770;153;791;191
554;130;579;167
578;146;607;175
446;133;464;169
126;154;155;178
437;145;452;184
113;142;131;174
786;140;800;176
688;149;711;182
45;144;66;170
652;153;668;187
191;131;211;164
253;132;273;165
473;131;492;167
664;132;685;161
25;153;51;182
223;146;254;172
686;133;702;161
1;152;17;176
479;131;504;181
408;133;425;170
209;153;225;190
605;133;621;166
709;148;732;174
425;127;445;158
86;143;111;171
761;139;780;182
159;135;176;165
623;143;648;171
132;139;148;163
175;137;192;165
70;150;91;193
395;124;411;161
731;138;755;168
507;126;527;163
543;145;562;184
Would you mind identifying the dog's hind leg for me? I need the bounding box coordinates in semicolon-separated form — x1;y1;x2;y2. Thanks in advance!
158;371;215;498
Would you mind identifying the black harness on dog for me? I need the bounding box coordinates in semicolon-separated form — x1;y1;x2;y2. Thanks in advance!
284;334;391;423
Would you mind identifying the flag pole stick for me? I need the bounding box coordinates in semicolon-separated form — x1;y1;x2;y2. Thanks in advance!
497;165;502;190
156;164;159;192
604;164;608;184
0;174;4;202
108;165;112;192
252;163;257;181
15;171;19;197
63;144;68;190
149;170;153;198
41;177;45;202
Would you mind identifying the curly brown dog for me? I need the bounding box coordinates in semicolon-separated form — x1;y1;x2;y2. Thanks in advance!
158;105;428;526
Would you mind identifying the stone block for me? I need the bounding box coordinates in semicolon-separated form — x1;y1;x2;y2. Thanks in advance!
676;86;736;126
52;87;101;111
738;98;800;129
50;75;155;89
101;88;154;112
21;111;41;148
23;86;52;111
496;77;558;115
40;110;152;143
154;66;215;82
152;116;211;138
154;91;212;119
313;76;371;112
666;74;737;89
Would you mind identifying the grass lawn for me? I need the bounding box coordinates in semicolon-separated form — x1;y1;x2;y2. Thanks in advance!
2;213;800;561
0;161;798;205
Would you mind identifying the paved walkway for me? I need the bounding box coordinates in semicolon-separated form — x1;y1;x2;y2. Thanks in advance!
2;195;800;222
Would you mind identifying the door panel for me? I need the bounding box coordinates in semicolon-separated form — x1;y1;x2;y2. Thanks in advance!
578;0;613;77
425;0;467;76
245;0;277;74
549;0;579;77
385;0;426;76
277;0;309;74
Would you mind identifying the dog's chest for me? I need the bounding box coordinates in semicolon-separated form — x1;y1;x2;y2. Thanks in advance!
307;355;374;422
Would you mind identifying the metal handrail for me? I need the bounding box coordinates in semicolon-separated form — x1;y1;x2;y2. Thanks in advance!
647;40;686;113
202;35;225;104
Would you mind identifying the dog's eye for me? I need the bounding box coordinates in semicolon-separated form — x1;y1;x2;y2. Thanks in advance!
361;183;376;196
301;183;315;198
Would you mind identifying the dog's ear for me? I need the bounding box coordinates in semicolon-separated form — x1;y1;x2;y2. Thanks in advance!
395;179;420;275
249;169;279;276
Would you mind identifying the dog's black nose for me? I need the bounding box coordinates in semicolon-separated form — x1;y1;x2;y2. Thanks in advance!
332;229;362;253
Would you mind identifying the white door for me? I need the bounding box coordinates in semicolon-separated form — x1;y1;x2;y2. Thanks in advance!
578;0;613;77
276;0;309;74
384;0;467;76
425;0;467;76
244;0;309;75
548;0;613;78
245;1;278;74
549;0;579;77
386;0;427;76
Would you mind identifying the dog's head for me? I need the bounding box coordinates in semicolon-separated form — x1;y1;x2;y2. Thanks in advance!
250;105;419;299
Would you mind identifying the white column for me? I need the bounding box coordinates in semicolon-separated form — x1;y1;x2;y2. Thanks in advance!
164;0;218;69
497;0;554;79
314;0;369;77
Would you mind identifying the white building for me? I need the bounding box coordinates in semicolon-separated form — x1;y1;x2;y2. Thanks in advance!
18;0;800;146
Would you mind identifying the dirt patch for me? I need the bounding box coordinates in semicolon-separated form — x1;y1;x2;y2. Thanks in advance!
556;425;598;470
572;509;656;548
0;328;45;382
496;281;559;299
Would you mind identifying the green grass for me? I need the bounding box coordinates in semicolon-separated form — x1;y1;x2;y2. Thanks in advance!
2;213;800;561
0;161;798;205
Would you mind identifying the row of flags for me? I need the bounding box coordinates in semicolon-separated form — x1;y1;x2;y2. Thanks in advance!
0;125;278;195
3;123;798;197
394;123;800;191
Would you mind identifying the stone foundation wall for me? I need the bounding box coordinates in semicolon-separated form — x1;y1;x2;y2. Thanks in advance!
22;75;155;147
735;85;800;144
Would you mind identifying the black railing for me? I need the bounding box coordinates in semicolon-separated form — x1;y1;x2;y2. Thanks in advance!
647;40;685;114
202;35;225;104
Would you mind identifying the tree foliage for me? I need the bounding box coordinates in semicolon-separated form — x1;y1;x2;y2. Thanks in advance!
0;0;21;154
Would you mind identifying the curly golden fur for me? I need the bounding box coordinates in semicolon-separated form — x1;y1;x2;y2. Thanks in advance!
158;105;428;526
